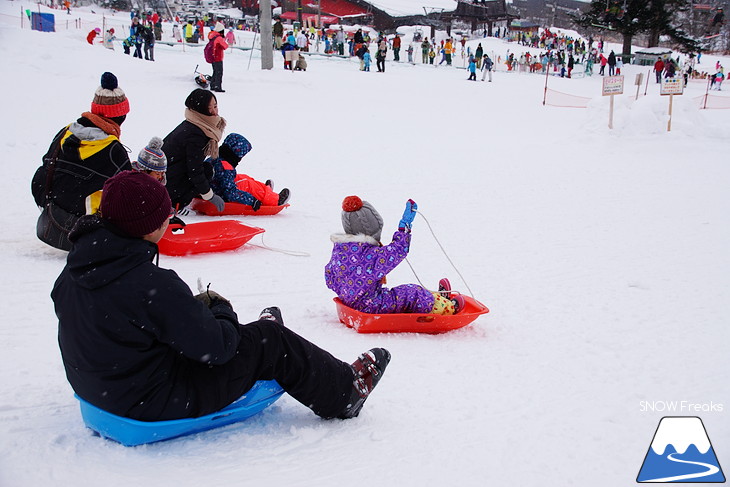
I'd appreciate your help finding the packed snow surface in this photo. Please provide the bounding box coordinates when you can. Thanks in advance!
[0,2,729,486]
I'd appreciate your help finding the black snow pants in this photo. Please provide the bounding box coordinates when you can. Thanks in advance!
[194,320,355,419]
[211,61,223,90]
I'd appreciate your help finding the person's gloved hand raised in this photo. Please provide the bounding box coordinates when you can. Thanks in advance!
[209,194,226,212]
[398,199,417,231]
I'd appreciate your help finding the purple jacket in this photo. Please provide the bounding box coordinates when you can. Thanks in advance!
[325,231,435,314]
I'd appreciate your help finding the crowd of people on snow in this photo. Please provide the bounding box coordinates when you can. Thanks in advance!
[81,8,724,89]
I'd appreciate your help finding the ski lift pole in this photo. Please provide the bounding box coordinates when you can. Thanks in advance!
[542,59,549,105]
[247,26,258,70]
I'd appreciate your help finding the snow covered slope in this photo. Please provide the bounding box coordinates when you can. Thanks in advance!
[0,3,728,487]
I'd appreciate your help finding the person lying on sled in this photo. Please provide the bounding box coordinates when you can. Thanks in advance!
[207,133,290,210]
[325,196,464,315]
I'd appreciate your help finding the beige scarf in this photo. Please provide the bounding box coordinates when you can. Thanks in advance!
[184,108,227,159]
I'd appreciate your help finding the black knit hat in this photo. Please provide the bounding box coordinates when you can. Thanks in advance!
[185,88,216,115]
[100,171,172,238]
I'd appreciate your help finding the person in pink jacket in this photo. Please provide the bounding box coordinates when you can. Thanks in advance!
[208,22,229,92]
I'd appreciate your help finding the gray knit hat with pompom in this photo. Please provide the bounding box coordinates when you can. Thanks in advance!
[341,195,384,242]
[132,136,167,172]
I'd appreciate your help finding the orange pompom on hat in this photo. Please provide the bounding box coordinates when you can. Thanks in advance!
[341,195,384,241]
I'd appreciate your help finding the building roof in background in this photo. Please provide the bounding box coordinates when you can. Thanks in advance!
[365,0,458,16]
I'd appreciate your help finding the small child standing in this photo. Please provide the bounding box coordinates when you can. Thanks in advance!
[467,55,477,80]
[363,49,371,71]
[103,28,116,50]
[325,196,464,315]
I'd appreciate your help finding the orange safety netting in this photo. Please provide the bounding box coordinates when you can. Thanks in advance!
[543,88,591,108]
[695,93,730,109]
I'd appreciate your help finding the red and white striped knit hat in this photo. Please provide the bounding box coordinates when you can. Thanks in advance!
[90,72,130,118]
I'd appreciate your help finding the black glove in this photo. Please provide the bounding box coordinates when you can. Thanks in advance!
[251,199,262,212]
[194,288,230,308]
[209,194,226,212]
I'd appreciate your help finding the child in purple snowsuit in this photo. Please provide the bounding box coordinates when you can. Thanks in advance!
[325,196,462,315]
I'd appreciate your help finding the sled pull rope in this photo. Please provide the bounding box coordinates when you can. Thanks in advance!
[405,211,475,298]
[248,232,310,257]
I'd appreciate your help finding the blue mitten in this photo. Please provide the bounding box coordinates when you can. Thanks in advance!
[398,199,417,231]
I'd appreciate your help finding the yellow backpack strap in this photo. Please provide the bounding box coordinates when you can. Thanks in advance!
[85,190,103,215]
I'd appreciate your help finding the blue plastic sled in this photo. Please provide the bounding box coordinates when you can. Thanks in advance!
[76,380,284,446]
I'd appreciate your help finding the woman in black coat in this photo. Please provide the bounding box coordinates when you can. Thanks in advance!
[162,89,226,212]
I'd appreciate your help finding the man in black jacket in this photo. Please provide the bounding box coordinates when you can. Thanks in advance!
[53,171,390,421]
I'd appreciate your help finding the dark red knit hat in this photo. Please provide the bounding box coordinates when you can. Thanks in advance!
[100,171,172,237]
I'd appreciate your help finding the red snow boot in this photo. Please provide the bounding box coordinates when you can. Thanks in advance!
[338,348,391,419]
[451,295,466,315]
[438,278,452,298]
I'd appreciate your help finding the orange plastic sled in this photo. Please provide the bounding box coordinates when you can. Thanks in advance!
[190,198,289,216]
[158,220,264,256]
[334,296,489,334]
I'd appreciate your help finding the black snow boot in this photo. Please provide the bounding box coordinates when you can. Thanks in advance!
[277,188,291,206]
[259,306,284,325]
[338,348,391,419]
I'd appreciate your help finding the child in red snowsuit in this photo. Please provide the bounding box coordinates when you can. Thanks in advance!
[208,133,290,208]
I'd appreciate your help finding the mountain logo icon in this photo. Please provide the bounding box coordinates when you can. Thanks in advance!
[637,416,725,483]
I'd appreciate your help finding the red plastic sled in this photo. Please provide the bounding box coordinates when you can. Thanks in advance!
[158,220,264,256]
[190,198,289,216]
[334,296,489,334]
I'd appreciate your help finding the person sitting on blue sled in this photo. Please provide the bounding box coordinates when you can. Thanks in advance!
[325,195,465,315]
[53,172,390,422]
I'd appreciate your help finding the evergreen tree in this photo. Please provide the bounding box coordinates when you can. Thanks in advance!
[574,0,700,57]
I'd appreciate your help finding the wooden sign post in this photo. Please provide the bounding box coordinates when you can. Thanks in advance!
[635,72,644,100]
[602,75,625,129]
[660,77,684,132]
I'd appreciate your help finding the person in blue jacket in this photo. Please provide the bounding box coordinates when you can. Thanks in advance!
[467,55,477,80]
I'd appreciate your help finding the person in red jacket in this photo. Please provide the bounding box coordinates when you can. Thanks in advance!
[208,22,229,92]
[392,33,401,61]
[86,27,100,45]
[654,57,665,83]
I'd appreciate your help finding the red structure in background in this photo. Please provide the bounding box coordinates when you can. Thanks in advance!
[279,12,340,23]
[276,0,370,23]
[305,0,368,17]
